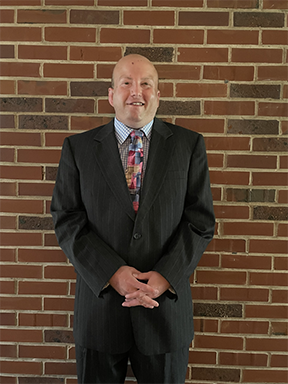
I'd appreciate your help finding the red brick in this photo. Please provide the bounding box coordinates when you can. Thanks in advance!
[250,239,287,254]
[0,280,15,294]
[258,66,288,81]
[18,80,67,96]
[206,238,246,253]
[0,296,42,312]
[197,270,246,285]
[189,350,216,364]
[0,165,42,180]
[0,216,16,230]
[158,83,173,97]
[19,345,66,359]
[70,46,121,62]
[259,102,288,117]
[179,11,229,26]
[262,30,288,46]
[71,116,111,130]
[214,205,249,219]
[18,149,61,164]
[18,248,65,263]
[263,0,288,9]
[153,0,203,6]
[208,0,258,7]
[179,48,228,63]
[193,319,218,334]
[271,322,288,336]
[210,171,249,186]
[0,132,41,146]
[0,115,15,128]
[0,45,14,58]
[194,335,243,350]
[227,154,277,169]
[19,183,54,197]
[44,63,93,79]
[0,27,41,42]
[250,272,288,286]
[44,265,76,280]
[253,172,287,186]
[207,29,258,44]
[100,28,150,44]
[44,133,74,147]
[0,344,17,358]
[19,281,67,295]
[220,352,268,366]
[204,100,254,116]
[46,0,93,3]
[45,27,95,42]
[156,64,201,80]
[18,45,67,60]
[0,62,40,77]
[272,290,288,303]
[176,118,224,134]
[279,190,288,203]
[0,80,15,94]
[246,338,288,352]
[0,10,14,23]
[0,361,42,375]
[207,154,224,168]
[0,199,42,214]
[0,0,41,4]
[0,182,16,196]
[271,354,288,368]
[0,233,42,246]
[0,264,42,279]
[278,224,288,238]
[232,48,282,63]
[203,65,254,81]
[19,313,67,327]
[18,9,66,24]
[0,249,15,262]
[243,368,287,384]
[191,286,217,300]
[98,99,114,114]
[221,320,269,334]
[124,11,174,25]
[204,137,250,150]
[154,29,203,44]
[223,222,273,236]
[220,287,269,304]
[198,253,220,267]
[45,362,77,376]
[99,0,147,4]
[0,148,14,162]
[44,297,74,311]
[176,83,227,98]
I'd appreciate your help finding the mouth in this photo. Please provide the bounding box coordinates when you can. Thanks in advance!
[128,102,145,106]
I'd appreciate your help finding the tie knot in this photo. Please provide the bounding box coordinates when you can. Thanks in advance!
[130,130,143,139]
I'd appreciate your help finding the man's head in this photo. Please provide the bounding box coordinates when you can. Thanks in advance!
[108,54,160,129]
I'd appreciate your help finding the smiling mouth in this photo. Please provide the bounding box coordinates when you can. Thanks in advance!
[129,102,145,106]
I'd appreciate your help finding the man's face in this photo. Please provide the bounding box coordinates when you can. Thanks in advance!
[108,55,160,129]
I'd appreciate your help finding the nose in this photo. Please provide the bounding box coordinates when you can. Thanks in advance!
[130,82,141,97]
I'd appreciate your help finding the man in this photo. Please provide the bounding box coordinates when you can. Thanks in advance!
[51,54,215,384]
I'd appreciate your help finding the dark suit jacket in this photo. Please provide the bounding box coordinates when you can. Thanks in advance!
[50,118,215,356]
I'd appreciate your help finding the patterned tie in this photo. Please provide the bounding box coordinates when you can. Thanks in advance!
[125,130,143,212]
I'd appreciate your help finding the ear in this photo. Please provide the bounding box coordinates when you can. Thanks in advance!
[157,89,160,107]
[108,87,114,107]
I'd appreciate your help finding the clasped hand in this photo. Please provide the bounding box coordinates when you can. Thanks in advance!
[109,266,170,309]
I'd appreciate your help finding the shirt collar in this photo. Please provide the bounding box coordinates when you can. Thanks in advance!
[114,117,154,145]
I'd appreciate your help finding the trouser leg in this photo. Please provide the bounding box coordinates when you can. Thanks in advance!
[75,344,129,384]
[129,345,189,384]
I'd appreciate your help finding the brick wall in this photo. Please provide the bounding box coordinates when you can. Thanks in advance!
[0,0,287,383]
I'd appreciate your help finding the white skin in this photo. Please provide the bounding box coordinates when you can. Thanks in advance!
[108,55,170,309]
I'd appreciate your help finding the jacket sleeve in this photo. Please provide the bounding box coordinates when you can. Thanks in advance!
[50,137,127,297]
[152,134,215,296]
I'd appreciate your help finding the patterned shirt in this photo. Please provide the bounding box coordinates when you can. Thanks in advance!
[114,117,153,177]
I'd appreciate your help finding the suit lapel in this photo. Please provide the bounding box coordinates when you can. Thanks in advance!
[92,120,136,221]
[137,118,175,222]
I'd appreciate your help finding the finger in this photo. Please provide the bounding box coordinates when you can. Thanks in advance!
[132,279,158,295]
[122,298,157,309]
[133,272,151,281]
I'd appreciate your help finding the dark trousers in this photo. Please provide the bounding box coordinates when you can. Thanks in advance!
[75,343,189,384]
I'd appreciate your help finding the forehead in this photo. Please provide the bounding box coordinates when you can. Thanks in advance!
[114,58,158,82]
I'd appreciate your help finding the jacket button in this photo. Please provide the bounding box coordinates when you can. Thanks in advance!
[133,233,142,240]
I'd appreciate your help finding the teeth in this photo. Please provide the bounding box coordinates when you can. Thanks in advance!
[131,102,144,105]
